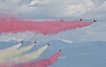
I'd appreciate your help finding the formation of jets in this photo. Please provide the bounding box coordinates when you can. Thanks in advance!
[60,18,97,22]
[79,18,96,22]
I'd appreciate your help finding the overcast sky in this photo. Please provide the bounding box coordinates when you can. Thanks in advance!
[0,0,106,42]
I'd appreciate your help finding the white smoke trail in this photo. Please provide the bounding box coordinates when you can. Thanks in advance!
[0,43,22,53]
[0,43,22,62]
[0,45,49,67]
[0,44,34,62]
[14,45,48,64]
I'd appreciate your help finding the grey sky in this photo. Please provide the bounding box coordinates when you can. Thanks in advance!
[0,0,106,42]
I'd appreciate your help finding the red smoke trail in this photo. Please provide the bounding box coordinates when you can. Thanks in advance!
[0,17,94,35]
[15,50,61,67]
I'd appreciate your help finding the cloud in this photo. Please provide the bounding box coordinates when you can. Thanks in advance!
[0,0,106,42]
[0,0,105,18]
[55,38,73,43]
[0,32,35,42]
[59,56,66,59]
[81,30,106,41]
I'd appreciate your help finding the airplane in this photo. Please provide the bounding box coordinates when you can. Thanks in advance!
[80,18,84,21]
[21,40,24,44]
[34,41,37,43]
[94,19,97,22]
[79,18,97,22]
[60,18,84,22]
[60,19,64,22]
[59,49,62,52]
[47,43,50,46]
